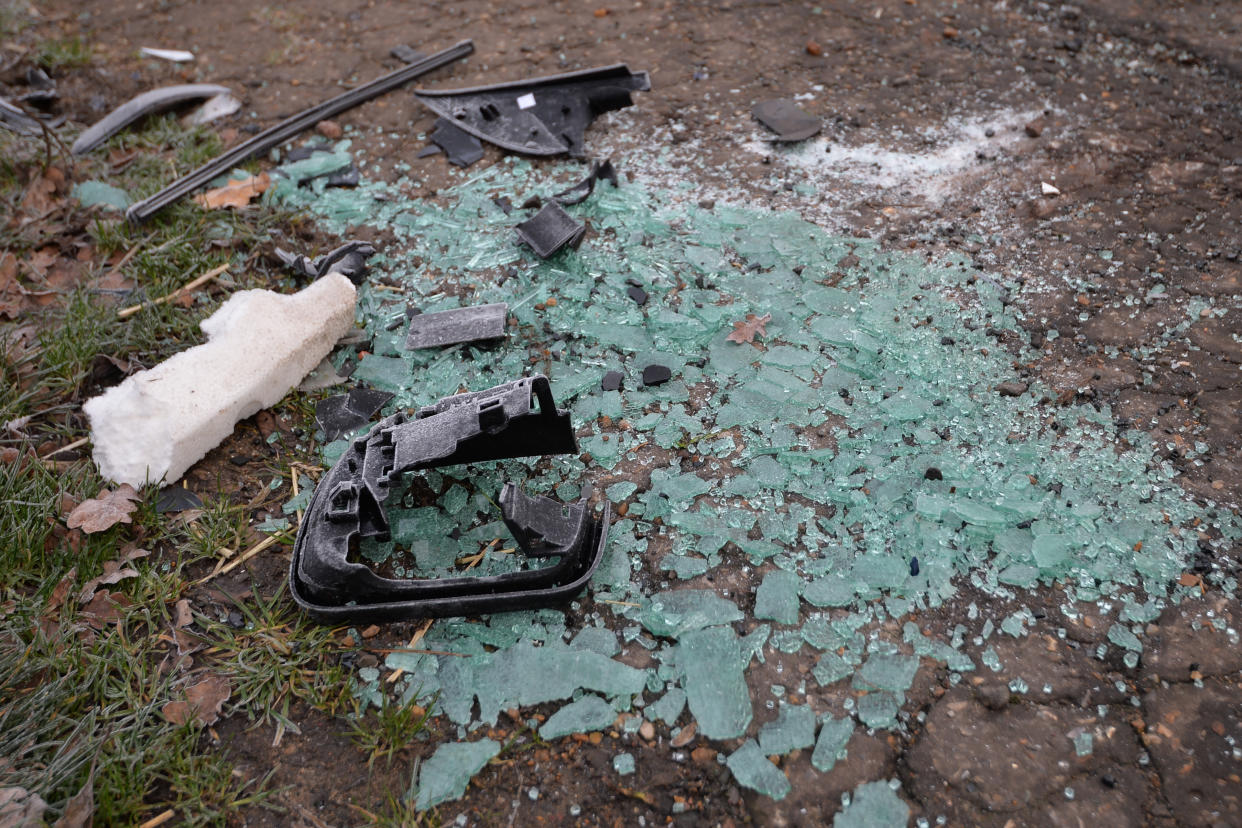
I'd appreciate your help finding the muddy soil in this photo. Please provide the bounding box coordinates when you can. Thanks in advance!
[32,0,1242,825]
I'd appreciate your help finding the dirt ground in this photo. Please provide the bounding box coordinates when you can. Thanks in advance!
[24,0,1242,824]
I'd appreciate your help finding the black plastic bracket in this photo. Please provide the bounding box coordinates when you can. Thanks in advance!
[289,375,610,622]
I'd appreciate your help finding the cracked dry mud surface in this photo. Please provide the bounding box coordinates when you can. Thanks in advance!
[42,0,1242,824]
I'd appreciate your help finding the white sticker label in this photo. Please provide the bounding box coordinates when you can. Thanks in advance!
[516,93,536,110]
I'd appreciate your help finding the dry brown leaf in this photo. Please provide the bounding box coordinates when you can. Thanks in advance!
[79,590,131,629]
[172,598,193,628]
[78,546,150,603]
[163,674,231,727]
[0,785,48,827]
[51,775,93,828]
[66,484,140,533]
[194,173,270,210]
[726,312,772,345]
[47,567,76,614]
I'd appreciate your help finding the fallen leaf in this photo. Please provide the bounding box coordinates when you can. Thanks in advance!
[172,598,193,628]
[80,590,131,628]
[66,484,140,533]
[51,775,93,828]
[726,312,772,345]
[0,447,19,465]
[78,546,150,603]
[47,568,77,614]
[194,173,270,210]
[163,674,230,727]
[0,785,48,827]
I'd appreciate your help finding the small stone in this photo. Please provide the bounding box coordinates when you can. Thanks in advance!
[316,120,343,139]
[1024,117,1045,138]
[601,370,623,391]
[639,720,655,741]
[943,26,959,38]
[626,285,649,305]
[923,467,943,480]
[641,364,672,387]
[995,381,1029,396]
[805,41,822,56]
[594,7,609,16]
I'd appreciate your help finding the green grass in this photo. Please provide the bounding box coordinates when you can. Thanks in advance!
[33,36,91,72]
[348,692,439,769]
[0,101,348,824]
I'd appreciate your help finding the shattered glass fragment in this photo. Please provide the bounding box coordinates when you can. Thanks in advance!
[726,740,791,800]
[414,739,501,810]
[757,702,816,756]
[539,695,616,739]
[812,715,855,772]
[833,780,909,828]
[678,626,753,739]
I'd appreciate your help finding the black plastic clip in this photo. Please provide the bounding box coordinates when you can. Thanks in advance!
[289,375,610,623]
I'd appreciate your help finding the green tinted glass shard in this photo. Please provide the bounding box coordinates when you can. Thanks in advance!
[833,780,909,828]
[647,688,687,725]
[639,590,743,639]
[414,739,501,810]
[754,570,802,624]
[726,740,791,801]
[758,702,816,756]
[856,691,900,729]
[678,627,752,739]
[853,653,920,693]
[812,715,855,772]
[539,695,616,739]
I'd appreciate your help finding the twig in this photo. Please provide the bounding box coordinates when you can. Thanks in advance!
[386,619,434,683]
[117,263,229,319]
[138,810,176,828]
[194,534,280,585]
[41,436,88,458]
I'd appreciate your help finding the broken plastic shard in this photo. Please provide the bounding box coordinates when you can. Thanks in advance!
[833,780,910,828]
[428,118,485,167]
[414,739,501,810]
[514,201,585,258]
[638,590,742,639]
[757,702,816,756]
[812,715,855,772]
[155,486,203,513]
[752,99,821,142]
[754,570,801,624]
[71,83,230,154]
[678,626,752,739]
[539,695,615,739]
[314,387,394,442]
[554,159,618,206]
[726,740,791,800]
[405,303,508,350]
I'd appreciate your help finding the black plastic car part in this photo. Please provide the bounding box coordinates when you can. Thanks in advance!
[413,64,650,156]
[125,40,473,224]
[289,375,611,622]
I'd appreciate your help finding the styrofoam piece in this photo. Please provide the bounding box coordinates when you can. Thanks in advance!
[85,273,357,487]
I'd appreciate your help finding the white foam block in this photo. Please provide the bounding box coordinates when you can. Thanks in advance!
[85,273,357,487]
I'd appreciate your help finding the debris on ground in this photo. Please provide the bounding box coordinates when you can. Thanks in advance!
[139,46,194,62]
[194,172,269,210]
[425,117,484,167]
[84,273,358,487]
[314,387,394,442]
[181,92,242,127]
[71,180,131,210]
[404,302,508,349]
[126,40,473,222]
[65,484,141,533]
[71,84,231,155]
[514,200,585,258]
[274,240,375,284]
[752,99,821,142]
[726,312,772,345]
[290,376,610,622]
[414,64,650,156]
[553,158,618,206]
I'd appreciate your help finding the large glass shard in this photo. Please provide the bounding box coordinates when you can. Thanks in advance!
[754,570,802,624]
[812,715,855,772]
[758,702,816,756]
[638,590,743,639]
[726,740,791,800]
[833,780,910,828]
[678,627,753,739]
[415,739,501,810]
[539,695,616,739]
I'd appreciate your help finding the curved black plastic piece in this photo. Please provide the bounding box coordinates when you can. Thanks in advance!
[289,375,610,623]
[413,64,650,156]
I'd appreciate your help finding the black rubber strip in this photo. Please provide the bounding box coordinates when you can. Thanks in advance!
[125,39,473,224]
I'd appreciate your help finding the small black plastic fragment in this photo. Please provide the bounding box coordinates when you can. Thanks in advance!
[275,240,376,284]
[156,486,203,513]
[18,69,57,105]
[601,371,624,392]
[752,99,821,142]
[390,44,427,64]
[427,117,484,167]
[416,144,441,158]
[641,364,672,386]
[924,467,943,481]
[552,158,618,206]
[414,64,650,156]
[406,302,508,350]
[326,166,360,187]
[626,285,648,305]
[0,98,43,135]
[316,387,396,442]
[492,195,513,214]
[909,557,920,577]
[514,201,585,259]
